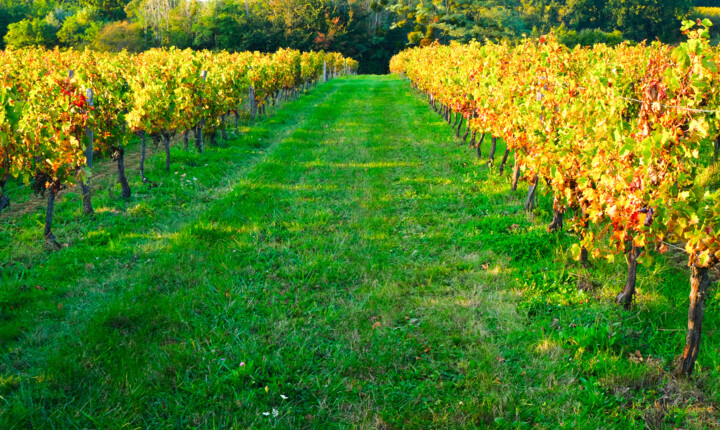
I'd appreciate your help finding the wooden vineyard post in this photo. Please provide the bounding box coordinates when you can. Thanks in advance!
[85,89,94,168]
[249,83,256,122]
[0,158,8,213]
[69,69,93,215]
[198,70,207,153]
[523,83,544,211]
[81,87,94,215]
[221,114,228,140]
[323,61,327,82]
[139,130,154,185]
[247,65,257,122]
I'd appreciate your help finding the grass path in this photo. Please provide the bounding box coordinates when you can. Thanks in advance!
[1,76,719,428]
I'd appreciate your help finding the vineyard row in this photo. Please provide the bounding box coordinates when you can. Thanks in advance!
[390,20,720,377]
[0,47,358,244]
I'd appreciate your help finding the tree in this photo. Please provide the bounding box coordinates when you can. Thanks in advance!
[4,17,58,48]
[91,20,146,51]
[564,0,611,30]
[78,0,131,20]
[0,1,32,49]
[608,0,693,42]
[57,9,102,47]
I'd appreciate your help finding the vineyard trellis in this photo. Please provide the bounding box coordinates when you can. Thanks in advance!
[0,48,358,247]
[390,20,720,377]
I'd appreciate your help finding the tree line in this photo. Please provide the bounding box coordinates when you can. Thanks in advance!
[0,0,713,72]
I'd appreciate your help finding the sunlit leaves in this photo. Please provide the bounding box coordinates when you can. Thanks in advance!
[0,47,357,198]
[391,21,720,271]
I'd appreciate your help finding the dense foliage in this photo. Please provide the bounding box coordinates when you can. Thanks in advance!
[0,46,357,243]
[0,0,709,73]
[0,0,406,73]
[390,21,720,377]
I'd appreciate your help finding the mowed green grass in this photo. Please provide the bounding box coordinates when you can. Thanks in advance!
[1,75,719,428]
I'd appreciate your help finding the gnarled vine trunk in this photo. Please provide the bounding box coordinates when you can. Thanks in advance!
[499,149,510,174]
[194,125,203,153]
[462,122,470,142]
[547,197,564,232]
[0,192,8,213]
[547,209,564,232]
[580,246,589,268]
[487,137,497,168]
[511,157,521,191]
[475,133,485,158]
[75,167,94,215]
[0,161,9,213]
[113,146,131,199]
[524,174,539,211]
[616,243,641,309]
[675,265,712,377]
[44,181,61,249]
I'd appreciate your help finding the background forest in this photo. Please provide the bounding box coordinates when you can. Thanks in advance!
[0,0,717,73]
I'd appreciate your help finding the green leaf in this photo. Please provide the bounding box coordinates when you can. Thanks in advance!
[637,252,655,268]
[570,243,581,261]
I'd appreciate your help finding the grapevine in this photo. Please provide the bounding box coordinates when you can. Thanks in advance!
[0,47,358,245]
[391,20,720,376]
